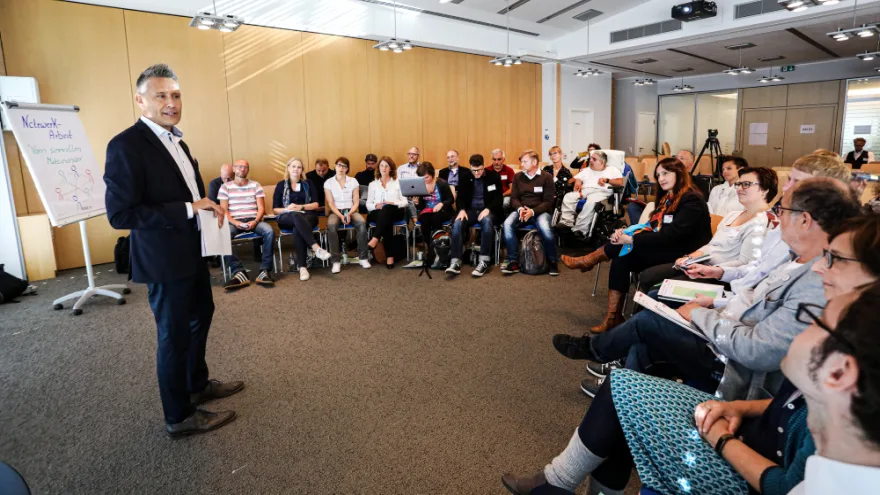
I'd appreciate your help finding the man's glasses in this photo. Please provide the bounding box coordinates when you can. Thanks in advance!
[776,206,804,215]
[822,248,860,269]
[796,303,856,352]
[336,163,349,169]
[408,153,419,156]
[734,181,758,190]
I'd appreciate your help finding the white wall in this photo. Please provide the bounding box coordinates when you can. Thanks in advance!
[541,63,557,159]
[614,79,658,156]
[557,64,612,161]
[0,134,25,280]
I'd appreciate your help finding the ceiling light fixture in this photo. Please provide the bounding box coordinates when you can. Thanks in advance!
[672,77,693,92]
[722,47,753,75]
[373,1,413,54]
[189,0,243,33]
[826,0,880,41]
[778,0,837,12]
[757,67,785,83]
[490,0,523,67]
[572,18,602,78]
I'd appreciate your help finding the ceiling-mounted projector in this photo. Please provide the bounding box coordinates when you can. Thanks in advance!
[671,1,717,21]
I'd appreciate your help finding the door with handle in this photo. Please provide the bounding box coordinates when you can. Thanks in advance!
[741,109,787,168]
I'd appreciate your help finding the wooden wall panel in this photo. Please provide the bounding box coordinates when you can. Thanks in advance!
[420,49,468,168]
[124,10,232,172]
[787,81,840,107]
[366,47,424,169]
[224,25,308,187]
[507,63,539,159]
[465,54,510,164]
[0,0,134,269]
[302,34,371,172]
[742,85,788,109]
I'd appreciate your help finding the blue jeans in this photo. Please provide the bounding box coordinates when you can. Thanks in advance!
[627,202,645,225]
[590,309,720,393]
[225,221,275,273]
[502,211,557,263]
[450,210,496,261]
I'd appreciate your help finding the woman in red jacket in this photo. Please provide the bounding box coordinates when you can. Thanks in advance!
[562,157,712,332]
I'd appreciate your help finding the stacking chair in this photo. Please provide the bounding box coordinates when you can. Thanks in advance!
[275,224,326,271]
[220,231,277,282]
[368,220,411,260]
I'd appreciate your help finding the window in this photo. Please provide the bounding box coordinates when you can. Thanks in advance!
[658,91,738,156]
[841,78,880,158]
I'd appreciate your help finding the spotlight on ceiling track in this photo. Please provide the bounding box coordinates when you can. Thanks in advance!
[189,12,243,32]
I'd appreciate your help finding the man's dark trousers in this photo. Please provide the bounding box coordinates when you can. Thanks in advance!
[147,260,213,424]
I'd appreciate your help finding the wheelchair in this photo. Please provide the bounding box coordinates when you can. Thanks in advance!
[556,170,633,250]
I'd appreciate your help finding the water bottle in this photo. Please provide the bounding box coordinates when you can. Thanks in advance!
[342,252,348,265]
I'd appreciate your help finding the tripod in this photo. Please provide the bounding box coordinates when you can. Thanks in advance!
[692,134,724,181]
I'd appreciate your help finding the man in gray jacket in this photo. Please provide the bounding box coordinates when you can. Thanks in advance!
[553,178,862,400]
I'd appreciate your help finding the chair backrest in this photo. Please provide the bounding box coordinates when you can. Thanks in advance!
[696,155,713,175]
[770,169,789,207]
[710,213,724,234]
[862,162,880,174]
[593,149,626,173]
[662,142,671,156]
[637,202,655,224]
[262,183,276,206]
[641,158,658,181]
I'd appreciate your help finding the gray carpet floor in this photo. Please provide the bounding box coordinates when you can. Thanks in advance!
[0,253,640,494]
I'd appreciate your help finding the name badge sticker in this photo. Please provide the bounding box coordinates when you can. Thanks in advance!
[534,186,543,193]
[294,183,301,192]
[487,184,497,192]
[500,175,508,180]
[663,215,673,224]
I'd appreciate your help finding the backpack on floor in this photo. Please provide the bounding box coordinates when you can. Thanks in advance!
[114,236,130,274]
[520,231,548,275]
[431,229,452,266]
[0,264,28,304]
[388,234,408,261]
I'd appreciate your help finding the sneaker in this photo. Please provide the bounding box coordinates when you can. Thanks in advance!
[299,267,310,281]
[500,261,520,274]
[255,269,275,286]
[586,360,622,378]
[314,247,331,261]
[472,260,489,277]
[446,260,462,275]
[359,259,371,269]
[551,333,595,360]
[331,262,341,274]
[548,261,560,276]
[224,271,250,290]
[580,376,605,398]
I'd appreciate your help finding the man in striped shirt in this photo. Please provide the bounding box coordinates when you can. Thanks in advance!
[218,159,275,288]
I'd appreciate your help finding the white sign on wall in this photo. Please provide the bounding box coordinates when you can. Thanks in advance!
[800,124,816,134]
[748,122,768,146]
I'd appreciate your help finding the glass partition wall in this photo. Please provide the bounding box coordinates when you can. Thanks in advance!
[658,91,738,157]
[841,77,880,158]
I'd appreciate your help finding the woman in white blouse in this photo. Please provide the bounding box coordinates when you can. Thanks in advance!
[637,166,778,293]
[324,156,370,273]
[366,156,407,268]
[708,157,749,216]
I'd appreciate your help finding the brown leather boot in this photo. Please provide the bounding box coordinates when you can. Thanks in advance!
[561,248,610,272]
[501,471,549,494]
[590,290,625,334]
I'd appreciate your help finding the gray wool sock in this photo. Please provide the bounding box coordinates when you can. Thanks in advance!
[587,477,626,495]
[543,428,606,492]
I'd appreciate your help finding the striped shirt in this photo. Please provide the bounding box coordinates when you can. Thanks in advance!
[218,180,265,219]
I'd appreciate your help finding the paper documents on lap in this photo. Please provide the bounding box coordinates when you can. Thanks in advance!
[658,279,726,303]
[198,210,232,256]
[633,291,709,341]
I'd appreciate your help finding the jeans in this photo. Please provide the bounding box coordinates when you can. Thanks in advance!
[327,212,368,262]
[627,202,646,225]
[277,212,319,268]
[503,211,557,263]
[590,309,721,393]
[450,210,496,262]
[226,220,275,273]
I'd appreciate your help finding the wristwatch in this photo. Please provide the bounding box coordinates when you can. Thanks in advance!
[715,433,735,455]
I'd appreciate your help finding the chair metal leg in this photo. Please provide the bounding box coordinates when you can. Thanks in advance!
[630,274,641,316]
[592,262,601,296]
[221,256,228,282]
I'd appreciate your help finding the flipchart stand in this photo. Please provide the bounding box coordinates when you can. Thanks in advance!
[1,101,129,315]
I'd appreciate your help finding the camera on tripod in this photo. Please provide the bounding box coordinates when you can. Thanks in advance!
[707,129,718,139]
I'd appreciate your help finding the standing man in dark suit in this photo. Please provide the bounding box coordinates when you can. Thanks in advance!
[104,64,243,437]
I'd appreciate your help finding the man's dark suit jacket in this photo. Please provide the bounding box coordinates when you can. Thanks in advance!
[104,119,206,284]
[438,166,474,211]
[455,170,504,220]
[207,176,223,204]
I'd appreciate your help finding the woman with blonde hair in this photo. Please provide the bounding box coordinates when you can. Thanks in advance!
[273,157,330,281]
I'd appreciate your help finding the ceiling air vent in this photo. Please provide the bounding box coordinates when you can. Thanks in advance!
[758,55,786,61]
[610,20,681,44]
[670,67,694,72]
[632,58,658,64]
[735,0,785,19]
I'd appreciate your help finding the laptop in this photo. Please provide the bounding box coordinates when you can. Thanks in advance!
[399,177,429,197]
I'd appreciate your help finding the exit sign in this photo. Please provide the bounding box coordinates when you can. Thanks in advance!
[781,65,796,72]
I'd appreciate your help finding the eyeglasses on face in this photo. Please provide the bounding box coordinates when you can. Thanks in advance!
[822,248,860,269]
[336,163,349,168]
[408,152,419,156]
[734,181,758,190]
[795,303,856,352]
[776,206,804,215]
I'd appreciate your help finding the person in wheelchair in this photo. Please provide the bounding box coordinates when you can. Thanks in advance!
[557,151,624,240]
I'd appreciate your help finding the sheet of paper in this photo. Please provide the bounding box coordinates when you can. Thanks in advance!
[749,122,768,134]
[748,133,767,146]
[658,279,726,302]
[633,292,708,340]
[198,209,232,256]
[799,124,815,134]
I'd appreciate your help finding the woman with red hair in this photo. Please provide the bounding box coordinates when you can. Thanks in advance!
[561,157,712,332]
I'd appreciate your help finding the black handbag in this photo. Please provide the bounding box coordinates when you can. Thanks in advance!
[0,264,28,304]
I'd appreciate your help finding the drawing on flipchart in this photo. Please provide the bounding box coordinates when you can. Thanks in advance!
[54,164,95,211]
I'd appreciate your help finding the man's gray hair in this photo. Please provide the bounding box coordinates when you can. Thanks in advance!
[492,149,505,158]
[136,63,178,94]
[594,151,607,163]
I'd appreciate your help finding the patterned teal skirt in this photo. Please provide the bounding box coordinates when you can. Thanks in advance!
[609,369,750,495]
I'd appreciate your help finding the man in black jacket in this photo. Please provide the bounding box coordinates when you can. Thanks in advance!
[104,64,242,437]
[446,155,503,277]
[438,149,474,200]
[207,163,232,204]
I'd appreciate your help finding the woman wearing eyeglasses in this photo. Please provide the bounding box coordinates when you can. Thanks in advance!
[637,167,779,294]
[811,214,880,299]
[707,157,749,216]
[325,157,370,273]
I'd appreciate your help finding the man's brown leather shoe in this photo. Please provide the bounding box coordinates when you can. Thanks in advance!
[166,409,236,438]
[190,379,244,405]
[501,471,548,494]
